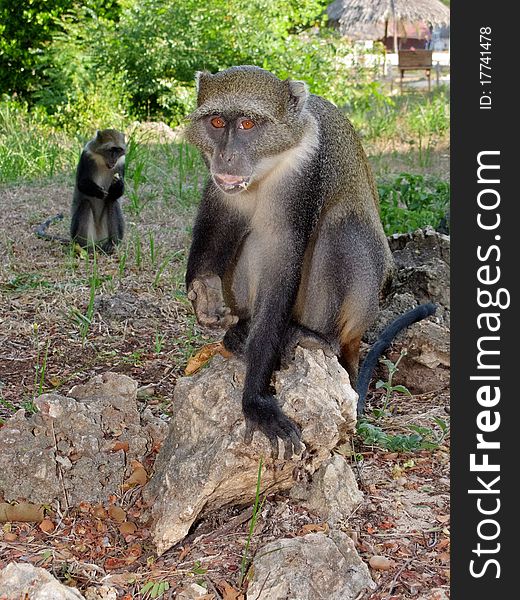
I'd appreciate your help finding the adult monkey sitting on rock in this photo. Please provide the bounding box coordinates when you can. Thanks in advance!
[185,66,435,458]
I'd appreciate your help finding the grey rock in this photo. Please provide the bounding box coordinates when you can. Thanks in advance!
[365,228,450,393]
[144,348,358,555]
[246,531,375,600]
[290,454,363,526]
[0,563,85,600]
[0,372,168,507]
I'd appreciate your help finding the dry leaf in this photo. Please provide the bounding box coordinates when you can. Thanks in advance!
[0,502,45,523]
[178,545,190,561]
[93,504,107,519]
[39,519,55,533]
[104,557,128,571]
[111,441,129,453]
[3,532,17,542]
[300,523,329,535]
[436,538,450,550]
[436,514,450,524]
[123,461,147,489]
[108,505,126,523]
[184,342,225,376]
[219,580,244,600]
[369,555,393,571]
[119,521,137,535]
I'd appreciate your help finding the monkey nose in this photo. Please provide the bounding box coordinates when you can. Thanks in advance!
[214,174,250,190]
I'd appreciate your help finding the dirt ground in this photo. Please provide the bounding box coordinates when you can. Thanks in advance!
[0,147,450,599]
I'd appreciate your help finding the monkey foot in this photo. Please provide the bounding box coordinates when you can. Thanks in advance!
[243,393,302,460]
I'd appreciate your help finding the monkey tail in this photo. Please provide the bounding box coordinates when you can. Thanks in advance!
[35,213,69,244]
[356,302,437,415]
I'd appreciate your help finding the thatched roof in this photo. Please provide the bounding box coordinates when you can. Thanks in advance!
[327,0,450,36]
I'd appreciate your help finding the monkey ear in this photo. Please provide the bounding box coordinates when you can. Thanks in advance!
[287,79,309,113]
[195,71,212,94]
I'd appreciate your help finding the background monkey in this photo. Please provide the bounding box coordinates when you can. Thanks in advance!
[185,66,433,458]
[37,129,126,253]
[71,129,126,253]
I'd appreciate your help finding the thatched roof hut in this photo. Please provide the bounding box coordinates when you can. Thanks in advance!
[327,0,450,50]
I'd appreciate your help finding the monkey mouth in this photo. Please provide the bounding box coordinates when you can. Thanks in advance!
[213,173,251,194]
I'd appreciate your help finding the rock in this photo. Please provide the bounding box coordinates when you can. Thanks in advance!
[369,555,393,571]
[95,291,162,332]
[176,582,211,599]
[290,454,363,526]
[84,586,118,600]
[0,373,168,507]
[246,531,375,600]
[127,121,184,144]
[144,348,358,555]
[0,563,85,599]
[365,228,450,393]
[418,589,450,600]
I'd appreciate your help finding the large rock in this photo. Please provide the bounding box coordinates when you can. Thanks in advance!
[365,228,450,393]
[0,563,85,599]
[246,531,375,600]
[290,454,363,526]
[144,348,358,555]
[0,373,168,507]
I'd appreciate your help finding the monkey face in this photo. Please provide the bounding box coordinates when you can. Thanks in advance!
[103,145,126,170]
[186,67,312,196]
[203,114,263,194]
[94,129,126,169]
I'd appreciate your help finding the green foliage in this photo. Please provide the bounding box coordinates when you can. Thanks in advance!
[240,458,265,586]
[39,0,369,122]
[372,351,411,418]
[139,580,170,599]
[0,1,122,97]
[347,81,398,139]
[0,97,77,183]
[357,418,449,452]
[378,173,450,235]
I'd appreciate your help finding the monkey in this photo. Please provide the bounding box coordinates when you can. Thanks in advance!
[184,66,435,458]
[70,128,126,253]
[35,212,68,244]
[355,302,437,415]
[35,129,126,253]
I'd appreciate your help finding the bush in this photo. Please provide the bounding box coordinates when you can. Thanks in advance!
[0,97,77,184]
[378,173,450,235]
[40,0,380,123]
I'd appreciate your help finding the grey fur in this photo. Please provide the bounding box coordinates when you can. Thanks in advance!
[185,66,394,455]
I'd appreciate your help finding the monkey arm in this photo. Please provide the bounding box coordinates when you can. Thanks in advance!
[241,238,309,459]
[186,184,247,328]
[76,153,106,199]
[106,173,124,201]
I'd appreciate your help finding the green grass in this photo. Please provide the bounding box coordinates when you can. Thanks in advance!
[0,97,78,184]
[378,172,450,235]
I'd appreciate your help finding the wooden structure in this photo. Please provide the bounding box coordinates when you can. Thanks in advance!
[398,49,433,91]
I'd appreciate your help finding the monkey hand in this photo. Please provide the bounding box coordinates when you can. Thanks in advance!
[187,275,238,328]
[243,393,302,460]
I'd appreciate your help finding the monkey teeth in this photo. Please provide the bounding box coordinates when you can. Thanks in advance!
[214,174,250,193]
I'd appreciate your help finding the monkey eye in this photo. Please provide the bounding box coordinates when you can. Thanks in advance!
[210,116,226,129]
[239,119,255,130]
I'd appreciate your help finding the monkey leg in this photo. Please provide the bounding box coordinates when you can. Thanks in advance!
[223,318,251,356]
[105,201,124,251]
[280,322,338,368]
[339,335,362,388]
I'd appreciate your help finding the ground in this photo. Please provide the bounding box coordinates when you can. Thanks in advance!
[0,134,450,598]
